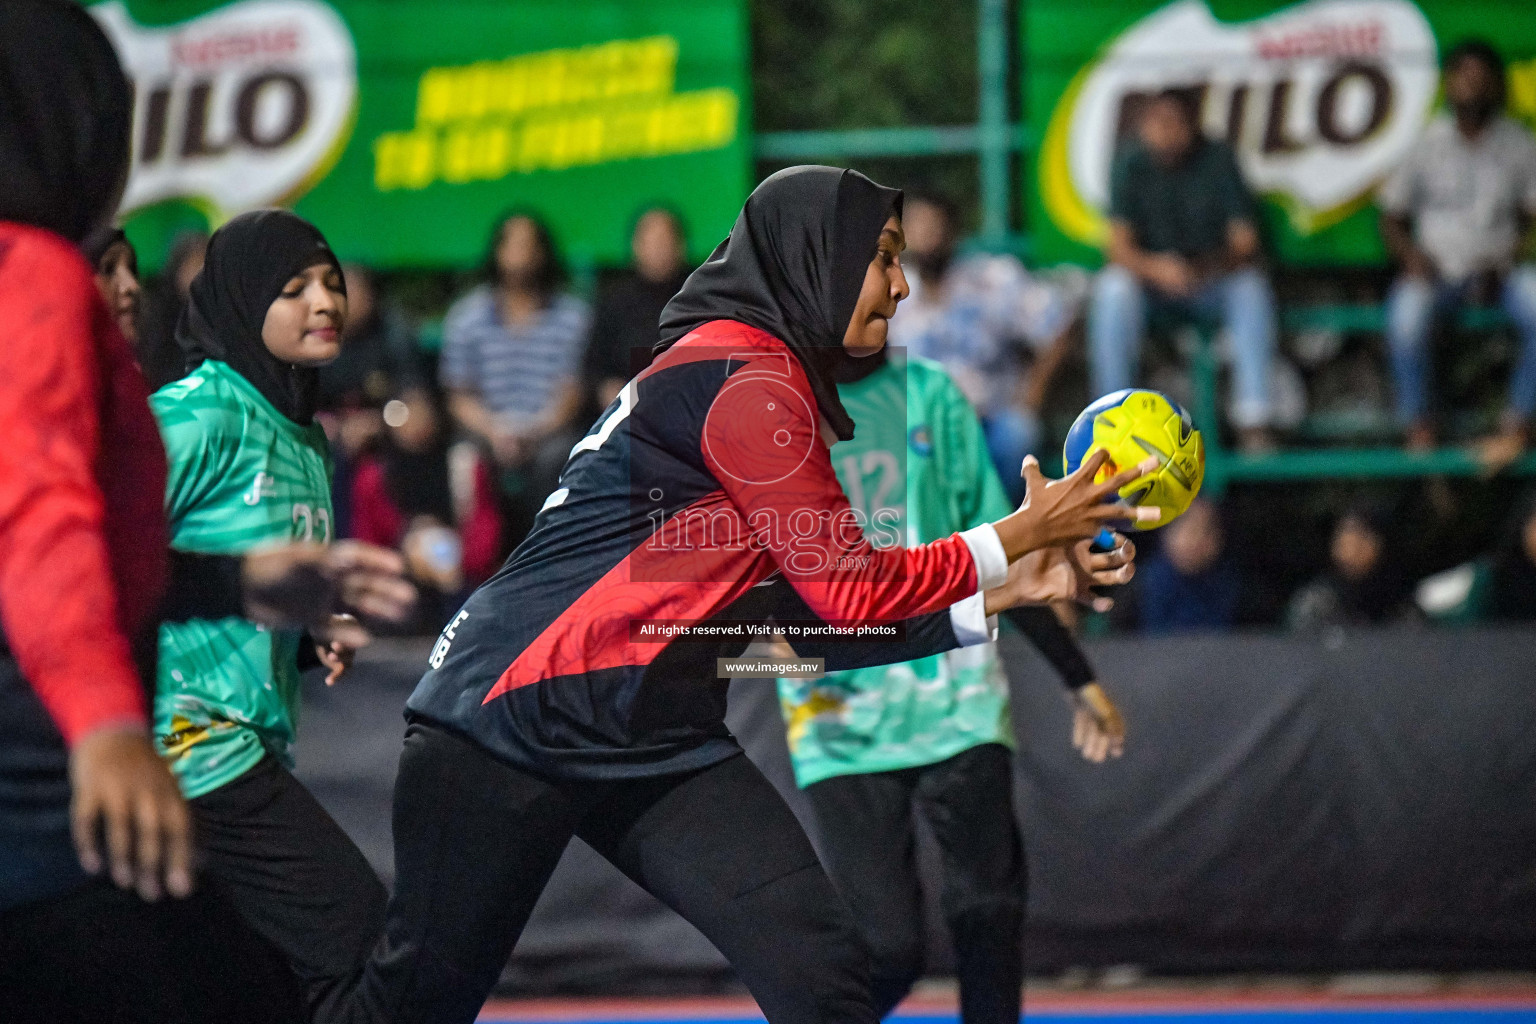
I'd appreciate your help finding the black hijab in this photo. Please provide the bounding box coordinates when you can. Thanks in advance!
[1329,503,1405,624]
[656,166,902,442]
[0,0,132,243]
[177,210,343,425]
[83,226,132,271]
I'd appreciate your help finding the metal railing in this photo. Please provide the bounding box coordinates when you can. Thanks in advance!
[750,2,1536,489]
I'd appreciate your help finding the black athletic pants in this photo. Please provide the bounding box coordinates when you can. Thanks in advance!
[346,722,874,1024]
[192,754,388,1024]
[0,877,303,1024]
[804,743,1025,1024]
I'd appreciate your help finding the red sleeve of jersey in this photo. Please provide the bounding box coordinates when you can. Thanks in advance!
[700,348,979,623]
[0,229,149,744]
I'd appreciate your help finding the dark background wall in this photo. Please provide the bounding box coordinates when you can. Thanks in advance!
[293,627,1536,993]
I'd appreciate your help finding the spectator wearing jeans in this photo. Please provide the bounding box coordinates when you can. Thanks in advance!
[441,211,590,544]
[887,192,1085,501]
[1089,90,1278,451]
[1377,39,1536,467]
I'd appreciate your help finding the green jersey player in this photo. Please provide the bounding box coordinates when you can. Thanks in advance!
[150,210,386,1024]
[777,350,1126,1024]
[154,360,336,796]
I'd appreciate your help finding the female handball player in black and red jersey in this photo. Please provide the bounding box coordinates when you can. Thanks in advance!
[347,166,1156,1024]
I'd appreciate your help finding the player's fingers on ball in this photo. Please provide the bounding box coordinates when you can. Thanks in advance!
[1086,501,1134,523]
[1019,454,1045,489]
[1091,502,1159,525]
[1090,595,1114,613]
[1075,448,1111,481]
[1094,551,1134,577]
[1088,543,1132,570]
[1091,455,1155,498]
[1089,567,1131,589]
[133,793,163,902]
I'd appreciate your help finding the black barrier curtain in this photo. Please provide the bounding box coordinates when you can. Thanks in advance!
[294,628,1536,992]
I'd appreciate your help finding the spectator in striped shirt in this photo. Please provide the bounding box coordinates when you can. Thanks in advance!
[440,212,591,544]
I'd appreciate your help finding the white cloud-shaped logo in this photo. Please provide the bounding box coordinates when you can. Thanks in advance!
[93,0,357,220]
[1044,0,1439,240]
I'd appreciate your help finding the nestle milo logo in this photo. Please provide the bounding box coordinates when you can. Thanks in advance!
[92,0,357,220]
[1040,0,1439,242]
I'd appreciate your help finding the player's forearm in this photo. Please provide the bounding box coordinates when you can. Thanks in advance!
[0,493,149,744]
[991,507,1048,563]
[1003,604,1094,689]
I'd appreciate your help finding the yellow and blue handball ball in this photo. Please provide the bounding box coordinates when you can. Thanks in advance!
[1063,388,1205,532]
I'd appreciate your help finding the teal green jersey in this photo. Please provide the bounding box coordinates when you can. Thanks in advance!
[777,355,1017,788]
[149,360,334,798]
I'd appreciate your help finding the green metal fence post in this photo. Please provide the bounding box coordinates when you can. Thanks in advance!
[977,0,1010,243]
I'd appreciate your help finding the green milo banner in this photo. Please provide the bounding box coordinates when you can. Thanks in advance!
[89,0,749,269]
[1024,0,1536,266]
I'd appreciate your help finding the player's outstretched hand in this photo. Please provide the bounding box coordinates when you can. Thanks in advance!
[243,541,417,631]
[993,452,1159,561]
[1071,681,1125,763]
[69,725,194,903]
[983,534,1135,614]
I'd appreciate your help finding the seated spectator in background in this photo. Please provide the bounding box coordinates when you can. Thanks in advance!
[316,264,425,536]
[1482,492,1536,621]
[1288,506,1414,631]
[1377,39,1536,466]
[83,226,141,346]
[350,385,502,630]
[585,206,690,412]
[888,191,1085,500]
[1089,90,1278,451]
[140,229,206,389]
[1138,498,1239,633]
[441,211,590,543]
[319,263,425,412]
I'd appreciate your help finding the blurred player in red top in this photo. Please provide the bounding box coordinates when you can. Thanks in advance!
[0,6,414,1021]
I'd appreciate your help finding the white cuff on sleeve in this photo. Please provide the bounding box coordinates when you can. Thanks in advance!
[948,591,999,646]
[959,523,1009,593]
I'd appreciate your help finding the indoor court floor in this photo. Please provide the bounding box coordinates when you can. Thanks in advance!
[479,980,1536,1024]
